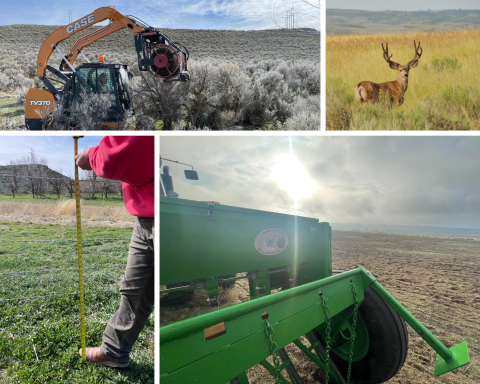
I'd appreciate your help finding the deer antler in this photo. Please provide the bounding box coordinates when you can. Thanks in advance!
[382,43,401,68]
[406,40,422,68]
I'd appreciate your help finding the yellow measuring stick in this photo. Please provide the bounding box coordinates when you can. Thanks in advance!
[74,136,86,362]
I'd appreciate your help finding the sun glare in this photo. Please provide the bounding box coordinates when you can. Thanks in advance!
[272,154,315,199]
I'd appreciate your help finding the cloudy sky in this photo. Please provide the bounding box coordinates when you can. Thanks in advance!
[0,0,320,30]
[0,136,103,177]
[161,136,480,229]
[328,0,479,11]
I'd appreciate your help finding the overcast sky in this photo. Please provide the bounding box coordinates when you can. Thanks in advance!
[0,0,320,30]
[0,136,103,177]
[161,136,480,229]
[328,0,479,11]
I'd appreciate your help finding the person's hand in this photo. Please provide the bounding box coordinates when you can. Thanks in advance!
[75,147,93,170]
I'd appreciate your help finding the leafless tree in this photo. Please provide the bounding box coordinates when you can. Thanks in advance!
[63,174,75,198]
[14,149,48,198]
[47,167,65,198]
[7,160,19,198]
[101,180,114,199]
[116,181,123,199]
[82,170,98,199]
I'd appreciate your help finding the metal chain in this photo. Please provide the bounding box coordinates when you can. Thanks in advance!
[347,280,359,384]
[320,294,331,384]
[264,318,283,383]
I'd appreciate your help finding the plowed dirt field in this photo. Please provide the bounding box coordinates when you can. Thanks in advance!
[332,231,479,384]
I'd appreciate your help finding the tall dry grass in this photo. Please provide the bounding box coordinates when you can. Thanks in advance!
[327,28,480,130]
[0,199,132,223]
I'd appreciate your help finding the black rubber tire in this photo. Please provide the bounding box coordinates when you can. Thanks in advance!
[329,287,408,384]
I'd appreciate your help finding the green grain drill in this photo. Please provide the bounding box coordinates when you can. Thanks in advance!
[160,163,469,384]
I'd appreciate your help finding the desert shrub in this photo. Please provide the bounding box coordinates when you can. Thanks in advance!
[132,112,155,130]
[1,117,26,130]
[131,73,183,130]
[247,70,295,125]
[0,70,33,92]
[292,61,321,95]
[14,86,29,106]
[209,62,254,128]
[280,95,320,130]
[44,93,112,130]
[132,59,320,129]
[179,62,220,128]
[22,54,38,78]
[0,72,12,92]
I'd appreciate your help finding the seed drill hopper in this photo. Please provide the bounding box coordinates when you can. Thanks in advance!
[160,166,470,384]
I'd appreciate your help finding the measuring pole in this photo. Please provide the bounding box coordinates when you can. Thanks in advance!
[74,136,86,362]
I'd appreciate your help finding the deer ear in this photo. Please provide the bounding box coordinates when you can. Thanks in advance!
[409,60,419,69]
[389,62,401,70]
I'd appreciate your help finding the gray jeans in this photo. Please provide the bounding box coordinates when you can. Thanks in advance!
[101,217,154,364]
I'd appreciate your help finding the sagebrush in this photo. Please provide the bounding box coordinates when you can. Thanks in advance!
[0,25,320,130]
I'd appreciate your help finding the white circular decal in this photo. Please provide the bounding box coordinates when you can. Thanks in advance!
[255,228,289,255]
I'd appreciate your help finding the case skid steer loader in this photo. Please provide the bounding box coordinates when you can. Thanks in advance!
[25,6,189,130]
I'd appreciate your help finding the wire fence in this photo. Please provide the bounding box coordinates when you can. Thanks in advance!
[0,172,123,200]
[0,238,130,243]
[0,237,130,302]
[0,174,122,183]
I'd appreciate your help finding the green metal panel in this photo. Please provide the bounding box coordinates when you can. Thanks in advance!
[160,270,365,384]
[160,196,332,285]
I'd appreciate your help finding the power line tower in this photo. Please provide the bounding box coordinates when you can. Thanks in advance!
[284,8,295,29]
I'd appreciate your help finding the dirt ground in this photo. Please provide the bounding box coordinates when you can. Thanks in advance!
[160,231,480,384]
[332,231,479,384]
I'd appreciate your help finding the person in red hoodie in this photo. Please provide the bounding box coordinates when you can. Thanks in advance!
[75,136,154,369]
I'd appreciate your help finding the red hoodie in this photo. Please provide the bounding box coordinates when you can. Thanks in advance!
[88,136,154,217]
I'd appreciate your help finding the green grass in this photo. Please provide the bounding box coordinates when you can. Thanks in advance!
[0,221,153,383]
[0,193,124,207]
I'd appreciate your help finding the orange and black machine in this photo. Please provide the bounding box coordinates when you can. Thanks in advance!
[25,6,189,130]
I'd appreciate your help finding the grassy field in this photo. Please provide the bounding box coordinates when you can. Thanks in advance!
[0,196,133,227]
[0,220,153,383]
[327,28,480,130]
[0,193,124,206]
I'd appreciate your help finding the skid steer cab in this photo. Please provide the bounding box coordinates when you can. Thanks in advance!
[26,61,134,130]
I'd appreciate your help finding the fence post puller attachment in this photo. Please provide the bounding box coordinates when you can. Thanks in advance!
[73,136,86,362]
[159,176,470,383]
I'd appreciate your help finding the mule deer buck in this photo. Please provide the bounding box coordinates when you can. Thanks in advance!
[355,40,422,106]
